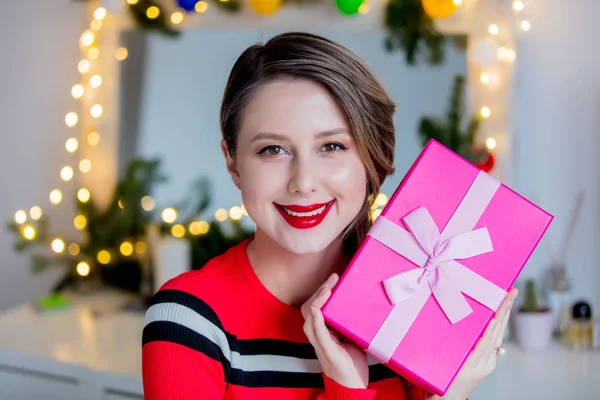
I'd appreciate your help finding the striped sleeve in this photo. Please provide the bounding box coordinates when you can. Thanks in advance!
[142,289,230,400]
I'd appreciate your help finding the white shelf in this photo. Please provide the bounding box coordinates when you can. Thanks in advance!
[1,289,598,399]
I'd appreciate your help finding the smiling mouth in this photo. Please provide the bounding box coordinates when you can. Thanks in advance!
[273,200,335,229]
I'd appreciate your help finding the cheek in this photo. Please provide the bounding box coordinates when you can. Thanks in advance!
[237,158,287,204]
[323,155,367,199]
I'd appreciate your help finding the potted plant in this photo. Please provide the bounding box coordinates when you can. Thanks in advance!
[513,279,555,350]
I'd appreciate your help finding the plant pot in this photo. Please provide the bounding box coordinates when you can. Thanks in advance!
[513,310,555,350]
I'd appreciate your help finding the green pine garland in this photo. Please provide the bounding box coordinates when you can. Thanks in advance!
[418,75,490,164]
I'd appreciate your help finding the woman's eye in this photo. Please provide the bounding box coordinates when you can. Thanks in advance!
[321,143,347,153]
[259,145,284,156]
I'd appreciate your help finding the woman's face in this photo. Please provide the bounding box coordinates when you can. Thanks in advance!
[222,79,368,254]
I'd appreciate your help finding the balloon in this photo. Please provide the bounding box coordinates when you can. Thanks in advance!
[468,37,500,68]
[177,0,199,13]
[249,0,282,15]
[336,0,363,16]
[421,0,458,19]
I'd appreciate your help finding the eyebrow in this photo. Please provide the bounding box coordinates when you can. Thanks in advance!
[251,128,350,142]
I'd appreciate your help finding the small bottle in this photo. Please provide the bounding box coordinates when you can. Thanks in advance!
[563,301,594,350]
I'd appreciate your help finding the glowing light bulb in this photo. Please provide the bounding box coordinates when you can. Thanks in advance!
[71,84,84,99]
[197,220,210,234]
[116,47,128,61]
[74,215,87,230]
[66,138,78,153]
[120,241,134,256]
[15,210,27,224]
[127,0,139,4]
[23,226,36,240]
[79,159,92,173]
[90,104,103,118]
[189,222,200,235]
[146,6,160,19]
[87,132,100,146]
[453,0,463,5]
[161,207,177,223]
[80,30,95,47]
[171,224,186,238]
[78,59,91,73]
[94,7,107,20]
[521,20,531,31]
[135,241,146,254]
[87,47,100,60]
[195,1,208,12]
[480,72,491,85]
[480,107,491,118]
[513,1,524,11]
[488,24,499,35]
[90,75,102,88]
[229,206,243,220]
[52,238,65,253]
[77,188,90,203]
[358,3,370,14]
[30,206,42,220]
[171,12,184,24]
[486,137,497,150]
[371,209,382,221]
[65,112,78,127]
[118,199,124,209]
[50,189,62,205]
[68,243,80,256]
[91,19,103,31]
[141,196,155,211]
[61,166,74,181]
[375,193,388,207]
[97,250,111,265]
[215,208,228,222]
[77,261,90,276]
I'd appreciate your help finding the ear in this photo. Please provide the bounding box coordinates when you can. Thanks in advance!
[221,139,241,190]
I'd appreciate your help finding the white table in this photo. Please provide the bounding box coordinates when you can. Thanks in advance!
[0,289,598,399]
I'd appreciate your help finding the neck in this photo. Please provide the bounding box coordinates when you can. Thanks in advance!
[246,230,348,308]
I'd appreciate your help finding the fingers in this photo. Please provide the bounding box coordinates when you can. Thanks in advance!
[493,288,518,348]
[311,305,340,360]
[301,273,340,354]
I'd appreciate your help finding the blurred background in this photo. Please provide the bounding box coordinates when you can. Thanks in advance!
[0,0,597,399]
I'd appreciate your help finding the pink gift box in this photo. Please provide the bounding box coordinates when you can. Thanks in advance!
[322,139,553,395]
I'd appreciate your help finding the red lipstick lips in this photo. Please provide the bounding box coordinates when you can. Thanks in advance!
[274,200,335,229]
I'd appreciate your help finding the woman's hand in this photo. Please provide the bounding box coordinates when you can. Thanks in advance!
[301,273,369,389]
[428,287,519,400]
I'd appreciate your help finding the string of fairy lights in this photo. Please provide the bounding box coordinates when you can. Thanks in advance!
[12,0,532,277]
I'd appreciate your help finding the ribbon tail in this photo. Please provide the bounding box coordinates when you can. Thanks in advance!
[443,260,508,312]
[367,284,431,363]
[383,268,427,305]
[430,266,473,324]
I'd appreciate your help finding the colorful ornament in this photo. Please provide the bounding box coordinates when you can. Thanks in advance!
[177,0,199,12]
[473,148,495,173]
[421,0,459,19]
[336,0,363,16]
[249,0,282,15]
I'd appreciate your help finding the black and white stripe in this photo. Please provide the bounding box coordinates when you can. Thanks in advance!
[143,289,399,388]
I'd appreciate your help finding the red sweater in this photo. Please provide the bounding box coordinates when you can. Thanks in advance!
[142,238,427,400]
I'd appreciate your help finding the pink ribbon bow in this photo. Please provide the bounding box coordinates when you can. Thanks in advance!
[366,171,508,362]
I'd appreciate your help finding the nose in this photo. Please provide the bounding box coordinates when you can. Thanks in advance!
[288,154,317,195]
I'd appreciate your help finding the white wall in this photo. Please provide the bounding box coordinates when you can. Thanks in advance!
[137,29,467,219]
[512,0,600,311]
[0,1,87,311]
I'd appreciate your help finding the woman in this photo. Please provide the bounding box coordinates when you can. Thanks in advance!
[142,32,517,400]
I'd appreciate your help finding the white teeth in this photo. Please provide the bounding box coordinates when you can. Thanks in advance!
[282,205,327,217]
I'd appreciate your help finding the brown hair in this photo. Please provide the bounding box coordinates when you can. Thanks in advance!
[220,32,396,254]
